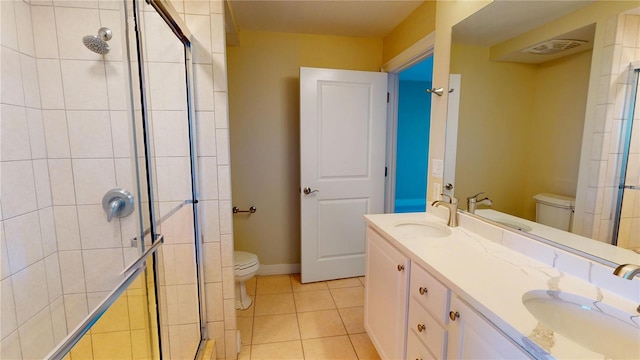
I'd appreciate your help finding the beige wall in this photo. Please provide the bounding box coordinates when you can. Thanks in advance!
[382,0,436,64]
[227,31,383,267]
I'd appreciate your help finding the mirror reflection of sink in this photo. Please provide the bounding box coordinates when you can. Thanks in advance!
[522,290,640,359]
[394,221,451,238]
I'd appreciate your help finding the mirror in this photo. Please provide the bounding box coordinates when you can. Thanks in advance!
[447,0,640,265]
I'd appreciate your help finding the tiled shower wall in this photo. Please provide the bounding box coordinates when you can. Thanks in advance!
[582,12,640,248]
[1,0,138,358]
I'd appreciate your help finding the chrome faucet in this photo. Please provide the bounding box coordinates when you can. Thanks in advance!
[613,264,640,280]
[467,192,492,214]
[431,195,459,227]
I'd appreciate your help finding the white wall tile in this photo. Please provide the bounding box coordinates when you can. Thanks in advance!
[114,158,134,191]
[110,111,133,158]
[186,14,212,64]
[14,0,35,57]
[219,200,232,235]
[72,158,116,204]
[39,207,57,256]
[210,0,223,14]
[1,223,10,279]
[27,109,47,160]
[49,297,68,343]
[151,110,191,157]
[58,250,86,293]
[198,157,218,200]
[20,54,41,108]
[174,244,197,285]
[63,293,88,332]
[60,60,109,110]
[196,111,216,156]
[43,110,71,157]
[147,62,188,111]
[0,330,22,359]
[193,64,214,111]
[205,282,223,321]
[213,91,228,129]
[53,206,81,250]
[98,9,124,61]
[48,159,76,205]
[1,1,19,50]
[141,12,184,63]
[31,5,59,58]
[203,242,221,283]
[33,159,53,208]
[54,6,102,60]
[220,234,233,268]
[184,0,209,15]
[200,200,220,243]
[1,47,24,106]
[1,161,38,219]
[4,212,43,274]
[222,266,234,299]
[12,260,49,325]
[99,0,121,10]
[210,14,224,54]
[67,110,114,158]
[155,156,192,202]
[211,53,227,92]
[177,283,199,324]
[77,205,122,248]
[215,128,229,165]
[105,61,128,110]
[217,165,230,200]
[44,253,63,301]
[37,59,65,109]
[1,104,31,161]
[82,248,124,292]
[1,278,18,338]
[17,307,55,360]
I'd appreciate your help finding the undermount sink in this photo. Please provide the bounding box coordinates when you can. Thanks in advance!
[522,290,640,359]
[394,221,451,238]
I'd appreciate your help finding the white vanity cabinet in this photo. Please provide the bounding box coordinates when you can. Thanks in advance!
[447,296,534,359]
[365,227,410,360]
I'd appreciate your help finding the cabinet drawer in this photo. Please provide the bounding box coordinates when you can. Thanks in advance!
[408,299,447,359]
[406,330,437,360]
[410,262,450,325]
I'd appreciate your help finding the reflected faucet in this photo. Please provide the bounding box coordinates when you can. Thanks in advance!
[613,264,640,280]
[431,195,459,227]
[467,192,492,214]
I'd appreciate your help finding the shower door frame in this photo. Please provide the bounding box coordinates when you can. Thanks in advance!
[611,61,640,246]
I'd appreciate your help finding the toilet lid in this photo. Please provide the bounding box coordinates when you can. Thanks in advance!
[234,251,259,270]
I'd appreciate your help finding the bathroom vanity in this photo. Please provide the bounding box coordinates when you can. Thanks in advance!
[363,211,640,360]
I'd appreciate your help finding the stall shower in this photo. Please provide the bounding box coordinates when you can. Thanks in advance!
[0,0,235,359]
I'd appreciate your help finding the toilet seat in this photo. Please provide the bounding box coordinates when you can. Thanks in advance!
[234,251,259,271]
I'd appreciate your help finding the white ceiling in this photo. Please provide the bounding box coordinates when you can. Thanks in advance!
[226,0,425,38]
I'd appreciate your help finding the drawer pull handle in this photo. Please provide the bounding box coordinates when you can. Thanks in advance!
[397,264,405,271]
[449,311,460,321]
[419,287,428,295]
[417,323,426,332]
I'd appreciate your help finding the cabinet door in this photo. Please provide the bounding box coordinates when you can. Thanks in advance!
[365,227,410,360]
[447,297,533,359]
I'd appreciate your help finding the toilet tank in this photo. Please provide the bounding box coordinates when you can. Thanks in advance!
[534,193,575,231]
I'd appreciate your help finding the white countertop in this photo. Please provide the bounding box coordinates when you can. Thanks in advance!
[364,211,640,360]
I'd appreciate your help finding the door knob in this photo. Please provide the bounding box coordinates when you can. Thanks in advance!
[417,324,426,332]
[303,187,319,195]
[449,311,460,321]
[419,287,428,295]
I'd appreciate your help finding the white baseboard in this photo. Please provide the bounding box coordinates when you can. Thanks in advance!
[257,263,300,276]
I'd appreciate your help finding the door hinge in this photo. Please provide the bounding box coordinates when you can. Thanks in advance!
[387,92,390,103]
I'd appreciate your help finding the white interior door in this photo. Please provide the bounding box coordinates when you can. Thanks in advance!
[300,67,388,283]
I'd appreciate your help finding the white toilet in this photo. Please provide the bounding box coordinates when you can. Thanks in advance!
[234,251,260,310]
[534,193,575,231]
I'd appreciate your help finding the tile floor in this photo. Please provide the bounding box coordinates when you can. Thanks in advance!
[236,274,381,360]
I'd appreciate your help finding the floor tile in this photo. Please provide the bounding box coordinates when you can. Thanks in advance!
[250,340,304,360]
[338,306,365,334]
[254,293,296,316]
[326,277,362,289]
[302,335,358,360]
[330,287,364,308]
[252,313,300,344]
[246,277,257,296]
[237,300,255,318]
[239,345,251,360]
[238,316,253,345]
[293,290,336,312]
[297,309,346,339]
[256,275,292,295]
[291,274,328,292]
[350,333,381,360]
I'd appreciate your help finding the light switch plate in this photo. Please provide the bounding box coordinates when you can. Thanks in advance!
[432,159,443,178]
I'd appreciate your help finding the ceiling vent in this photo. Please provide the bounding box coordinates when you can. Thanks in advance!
[521,39,588,54]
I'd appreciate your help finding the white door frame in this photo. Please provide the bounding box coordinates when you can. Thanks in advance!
[382,32,436,213]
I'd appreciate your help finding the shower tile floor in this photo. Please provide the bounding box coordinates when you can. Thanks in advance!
[236,274,381,360]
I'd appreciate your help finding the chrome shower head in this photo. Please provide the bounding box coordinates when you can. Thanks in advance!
[83,27,112,55]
